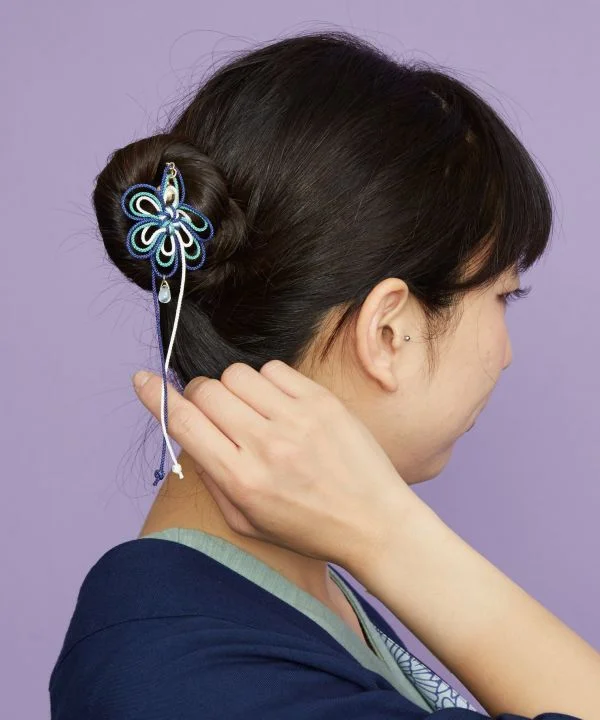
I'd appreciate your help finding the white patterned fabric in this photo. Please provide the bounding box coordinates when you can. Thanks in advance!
[375,627,484,712]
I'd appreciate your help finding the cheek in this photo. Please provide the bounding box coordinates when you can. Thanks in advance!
[480,316,509,378]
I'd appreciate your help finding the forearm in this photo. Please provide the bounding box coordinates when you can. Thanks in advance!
[348,493,600,720]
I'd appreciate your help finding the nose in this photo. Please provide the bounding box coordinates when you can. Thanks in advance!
[503,334,513,370]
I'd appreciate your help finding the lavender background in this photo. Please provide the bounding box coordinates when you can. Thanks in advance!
[3,1,599,717]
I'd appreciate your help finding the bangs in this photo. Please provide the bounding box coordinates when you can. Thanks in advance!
[420,72,555,293]
[463,122,554,289]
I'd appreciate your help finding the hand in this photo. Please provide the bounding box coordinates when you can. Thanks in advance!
[132,360,416,570]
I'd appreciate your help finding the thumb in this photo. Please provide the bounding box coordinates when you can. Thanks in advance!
[195,465,260,539]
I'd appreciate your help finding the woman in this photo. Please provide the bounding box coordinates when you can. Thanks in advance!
[49,30,599,719]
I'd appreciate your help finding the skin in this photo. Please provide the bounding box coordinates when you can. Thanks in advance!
[139,264,520,641]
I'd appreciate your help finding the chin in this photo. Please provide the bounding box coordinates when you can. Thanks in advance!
[402,451,452,485]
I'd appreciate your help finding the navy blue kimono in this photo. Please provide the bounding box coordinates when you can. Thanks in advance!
[49,529,582,719]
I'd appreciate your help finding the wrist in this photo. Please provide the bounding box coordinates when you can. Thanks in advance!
[343,485,442,589]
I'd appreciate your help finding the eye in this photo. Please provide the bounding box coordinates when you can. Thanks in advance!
[500,285,532,306]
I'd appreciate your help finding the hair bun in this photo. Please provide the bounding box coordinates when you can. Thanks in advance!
[93,133,247,293]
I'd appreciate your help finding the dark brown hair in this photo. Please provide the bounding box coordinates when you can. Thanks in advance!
[94,30,553,388]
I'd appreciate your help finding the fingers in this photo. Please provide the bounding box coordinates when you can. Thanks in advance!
[132,372,240,481]
[259,359,328,399]
[182,372,271,447]
[216,362,300,421]
[182,360,326,428]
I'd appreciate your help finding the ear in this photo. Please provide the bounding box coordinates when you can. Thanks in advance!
[354,277,413,393]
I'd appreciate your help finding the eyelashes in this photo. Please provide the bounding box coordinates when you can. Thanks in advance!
[500,285,532,305]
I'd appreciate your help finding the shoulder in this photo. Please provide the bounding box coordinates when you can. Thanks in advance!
[49,539,571,720]
[49,536,361,684]
[51,536,325,661]
[48,538,405,719]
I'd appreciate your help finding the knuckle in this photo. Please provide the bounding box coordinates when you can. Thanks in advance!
[185,377,218,404]
[169,405,195,439]
[293,392,340,432]
[183,376,208,399]
[293,410,315,435]
[237,470,260,494]
[221,362,248,386]
[230,470,262,507]
[260,359,285,375]
[263,435,298,461]
[312,390,341,415]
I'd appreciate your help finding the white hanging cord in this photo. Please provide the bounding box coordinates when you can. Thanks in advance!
[159,232,187,480]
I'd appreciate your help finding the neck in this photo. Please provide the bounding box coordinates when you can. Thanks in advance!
[139,448,341,607]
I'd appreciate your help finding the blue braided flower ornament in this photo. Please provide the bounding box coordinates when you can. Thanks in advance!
[120,161,215,282]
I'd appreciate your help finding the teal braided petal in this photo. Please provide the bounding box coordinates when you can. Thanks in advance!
[127,220,167,259]
[122,185,163,221]
[154,231,179,271]
[176,223,202,262]
[178,203,212,233]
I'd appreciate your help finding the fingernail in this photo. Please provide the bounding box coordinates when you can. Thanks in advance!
[132,371,151,390]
